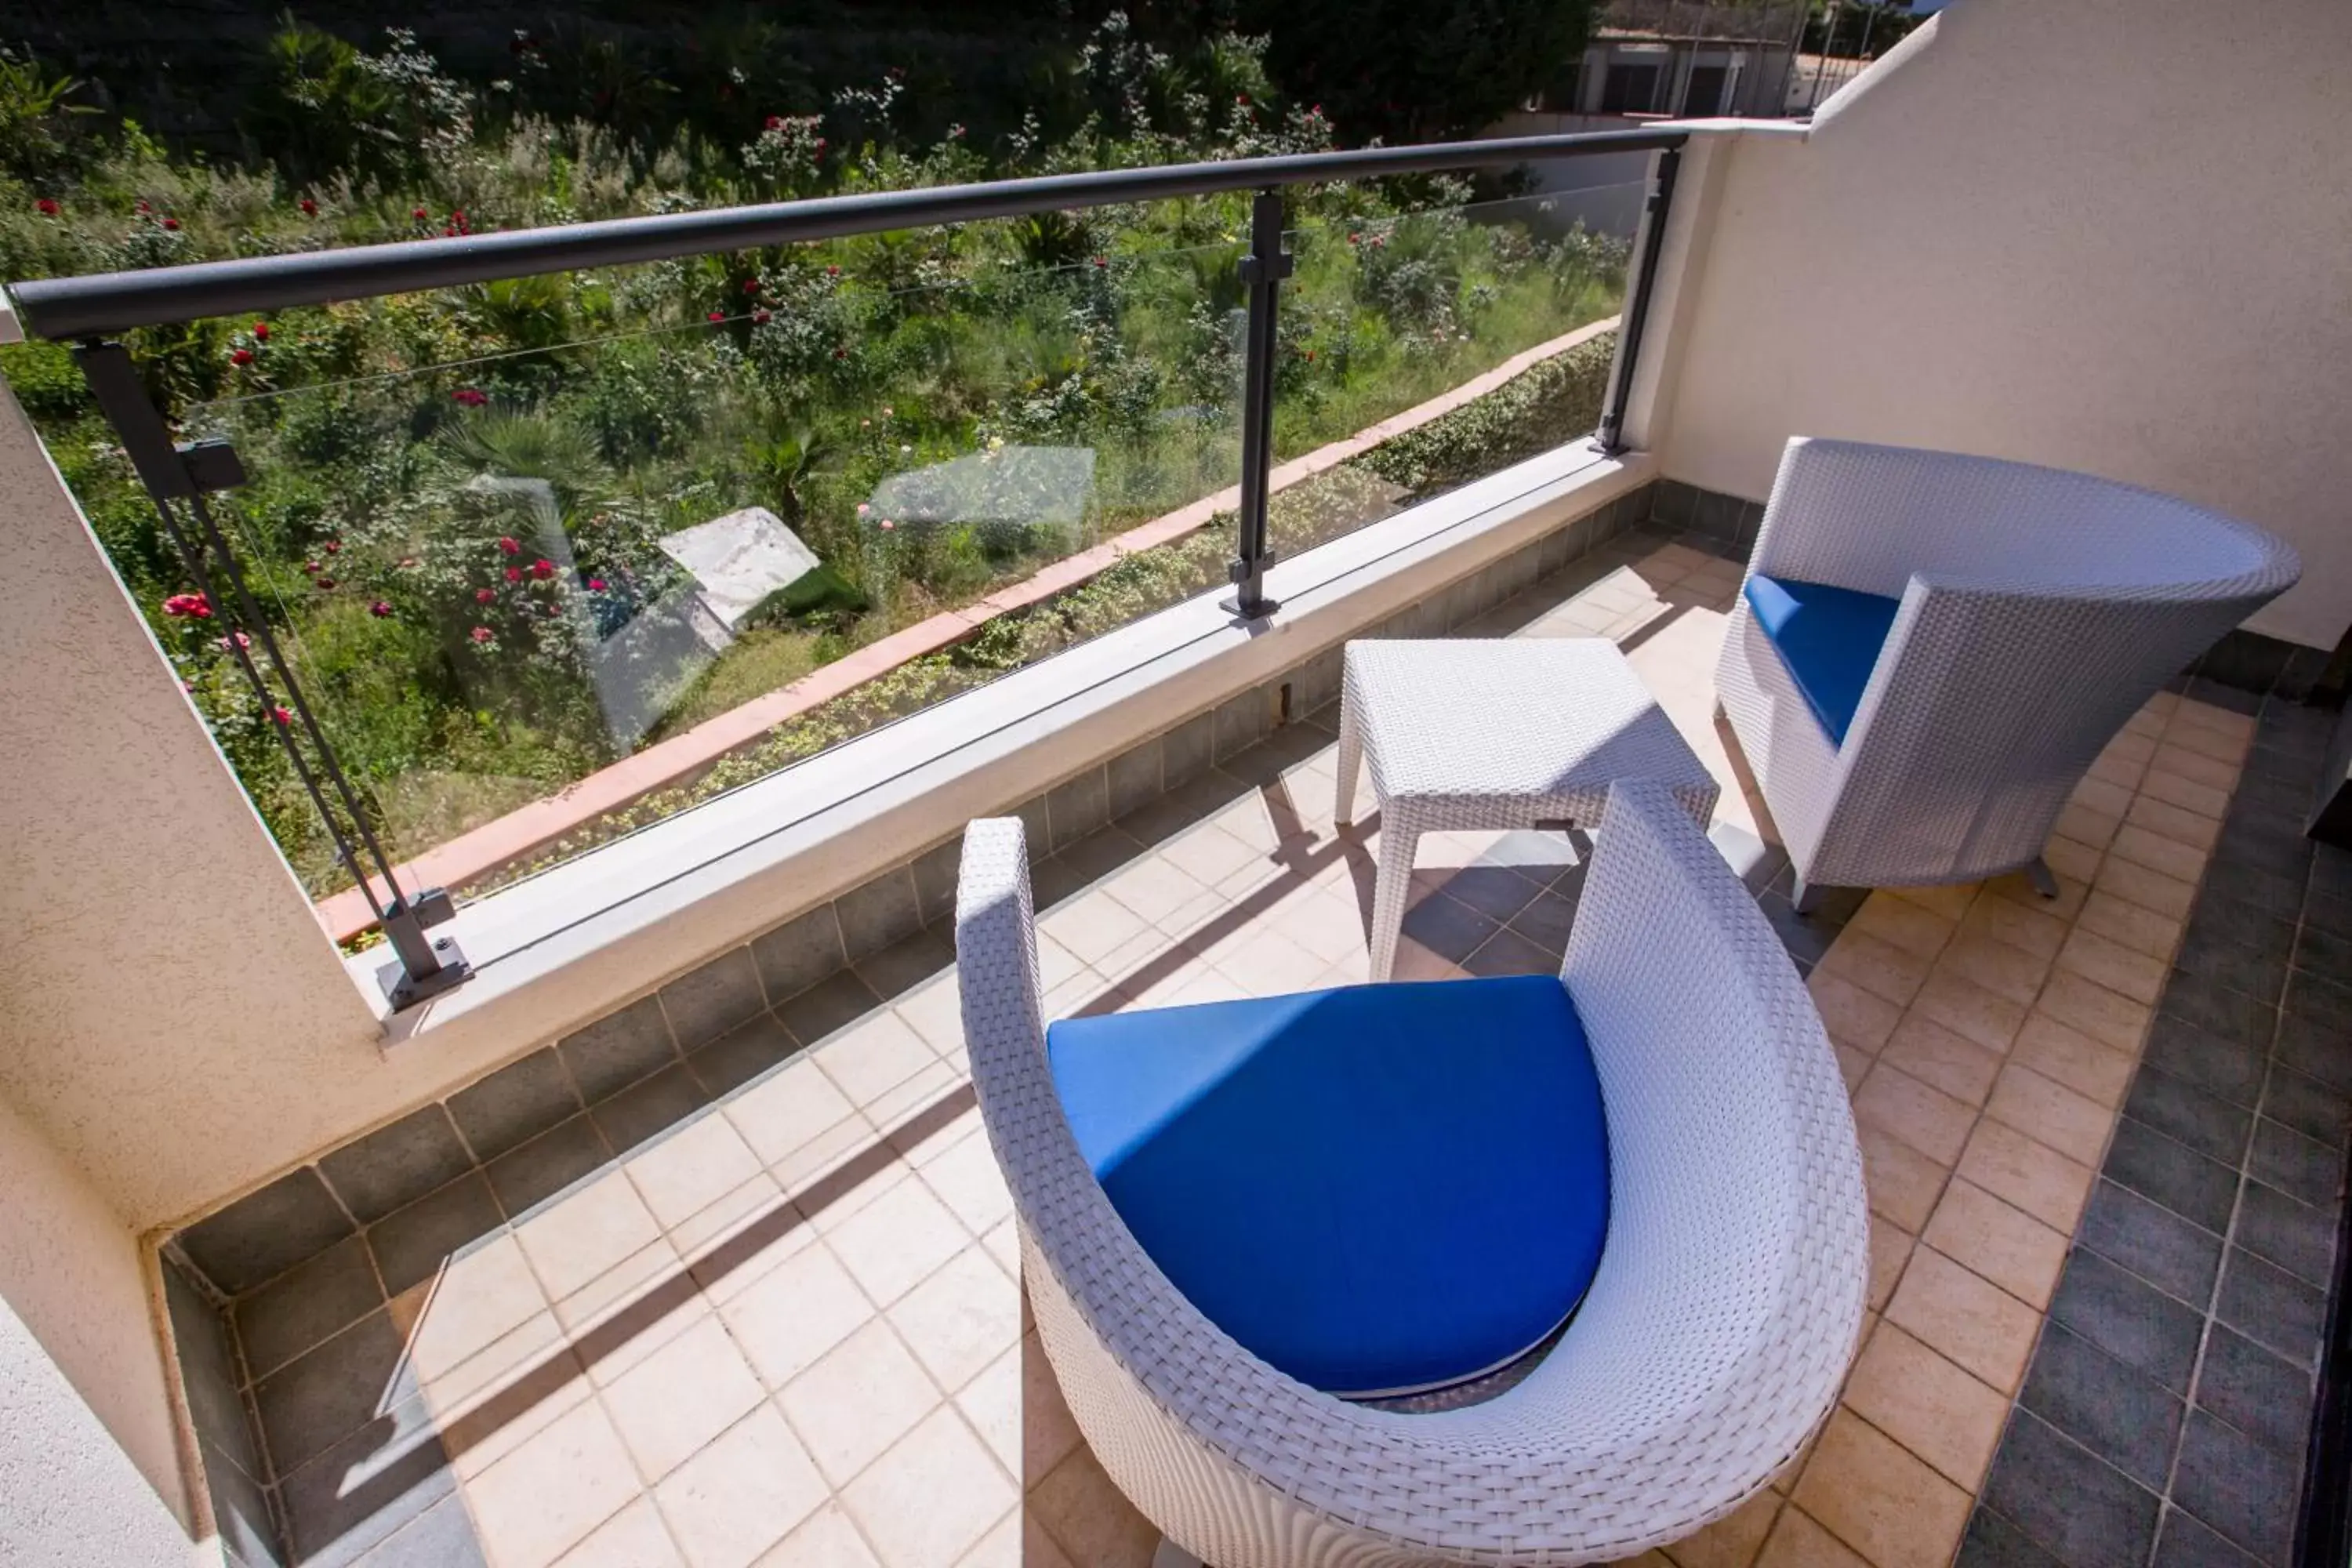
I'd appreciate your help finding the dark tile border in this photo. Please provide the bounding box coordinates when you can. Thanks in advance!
[1963,700,2349,1568]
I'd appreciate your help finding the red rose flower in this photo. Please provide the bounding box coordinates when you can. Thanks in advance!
[299,198,318,215]
[230,348,254,365]
[452,387,488,407]
[321,539,338,553]
[752,308,771,324]
[496,536,520,555]
[272,706,293,725]
[315,577,335,590]
[136,199,151,213]
[33,198,56,216]
[303,561,320,573]
[162,593,210,619]
[764,114,784,130]
[475,588,495,604]
[586,577,608,592]
[252,321,270,339]
[413,206,430,220]
[368,600,393,617]
[504,567,522,584]
[162,217,180,230]
[707,310,725,322]
[530,557,555,580]
[742,278,760,293]
[825,264,840,277]
[470,626,494,644]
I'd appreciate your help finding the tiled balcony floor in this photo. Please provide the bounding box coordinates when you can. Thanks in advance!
[206,528,2337,1568]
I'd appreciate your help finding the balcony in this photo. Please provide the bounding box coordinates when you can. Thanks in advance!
[3,4,2351,1568]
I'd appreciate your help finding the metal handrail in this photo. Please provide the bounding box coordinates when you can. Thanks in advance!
[5,129,1685,339]
[17,127,1686,1007]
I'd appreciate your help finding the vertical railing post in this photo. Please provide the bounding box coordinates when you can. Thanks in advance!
[1595,143,1682,456]
[1225,187,1291,621]
[71,342,470,1010]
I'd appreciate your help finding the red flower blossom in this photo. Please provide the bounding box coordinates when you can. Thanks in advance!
[1347,232,1359,245]
[299,198,318,215]
[470,626,494,644]
[496,536,521,555]
[825,264,840,277]
[742,278,760,293]
[499,566,520,585]
[397,557,419,568]
[1236,93,1250,104]
[216,631,252,651]
[475,587,495,604]
[586,577,608,592]
[252,321,270,339]
[707,310,725,321]
[833,347,848,359]
[315,577,335,590]
[368,600,394,617]
[879,518,896,532]
[541,603,560,617]
[1304,348,1316,361]
[272,706,293,725]
[230,348,254,365]
[814,137,827,153]
[412,206,430,220]
[321,539,339,554]
[136,199,150,213]
[162,592,211,619]
[33,198,56,216]
[162,216,180,230]
[764,114,785,130]
[303,561,320,573]
[752,308,772,324]
[449,209,466,225]
[451,387,488,407]
[1091,256,1107,268]
[530,557,555,580]
[442,226,456,237]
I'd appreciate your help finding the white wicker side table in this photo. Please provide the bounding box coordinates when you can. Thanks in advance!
[1336,638,1721,980]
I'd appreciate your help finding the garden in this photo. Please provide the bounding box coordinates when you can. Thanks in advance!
[0,16,1629,909]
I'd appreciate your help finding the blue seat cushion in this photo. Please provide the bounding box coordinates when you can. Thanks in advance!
[1744,573,1904,745]
[1046,975,1609,1398]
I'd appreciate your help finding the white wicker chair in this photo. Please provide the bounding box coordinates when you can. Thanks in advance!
[1715,438,2301,909]
[955,779,1867,1566]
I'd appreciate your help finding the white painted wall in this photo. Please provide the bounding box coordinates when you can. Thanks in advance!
[1655,0,2352,649]
[0,1091,201,1567]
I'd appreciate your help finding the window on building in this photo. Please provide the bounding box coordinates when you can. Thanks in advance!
[1601,63,1662,113]
[1683,64,1730,114]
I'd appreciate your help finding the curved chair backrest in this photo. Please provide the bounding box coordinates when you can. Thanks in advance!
[1751,438,2299,881]
[956,779,1867,1564]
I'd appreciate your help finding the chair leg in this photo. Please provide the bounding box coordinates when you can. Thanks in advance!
[2026,856,2060,899]
[1367,823,1419,983]
[1790,875,1825,915]
[1334,695,1363,827]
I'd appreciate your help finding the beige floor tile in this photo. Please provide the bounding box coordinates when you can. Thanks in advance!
[893,975,967,1055]
[1853,1062,1976,1167]
[1835,1042,1874,1093]
[981,1218,1021,1278]
[1958,895,2070,963]
[1809,972,1905,1052]
[519,1171,669,1305]
[1907,969,2027,1055]
[2054,800,2121,851]
[1267,885,1371,964]
[887,1247,1022,1395]
[2136,799,2220,860]
[2122,703,2168,739]
[557,1499,687,1567]
[655,1404,830,1568]
[2161,714,2251,764]
[2070,775,2135,820]
[1956,1117,2096,1232]
[1025,1443,1158,1568]
[1867,1219,1914,1314]
[780,1318,944,1486]
[603,1313,766,1484]
[396,1233,551,1387]
[760,1115,894,1218]
[432,1320,593,1483]
[1661,1489,1781,1568]
[822,1167,972,1307]
[1159,823,1264,889]
[1887,883,1980,923]
[2139,765,2230,821]
[1789,1409,1969,1568]
[628,1112,767,1232]
[1858,1123,1951,1235]
[1755,1506,1869,1568]
[1206,924,1325,996]
[1849,894,1958,962]
[1817,930,1933,1008]
[725,1058,858,1170]
[2147,745,2237,795]
[1922,1178,2067,1310]
[753,1504,882,1567]
[862,1060,967,1137]
[2085,747,2147,793]
[920,1131,1016,1237]
[2035,969,2154,1055]
[1038,890,1151,968]
[1842,1322,2008,1490]
[1885,1246,2041,1393]
[2100,730,2158,770]
[2009,1012,2135,1108]
[2107,824,2205,887]
[1880,1014,2004,1107]
[717,1243,878,1391]
[1987,1063,2114,1166]
[843,1408,1020,1568]
[464,1392,644,1568]
[2056,926,2168,1006]
[817,1011,949,1112]
[2092,855,2197,922]
[1098,855,1212,927]
[1933,929,2053,1010]
[668,1174,790,1261]
[2074,890,2184,964]
[569,1252,711,1392]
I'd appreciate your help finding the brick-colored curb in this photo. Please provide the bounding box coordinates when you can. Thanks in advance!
[318,317,1618,938]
